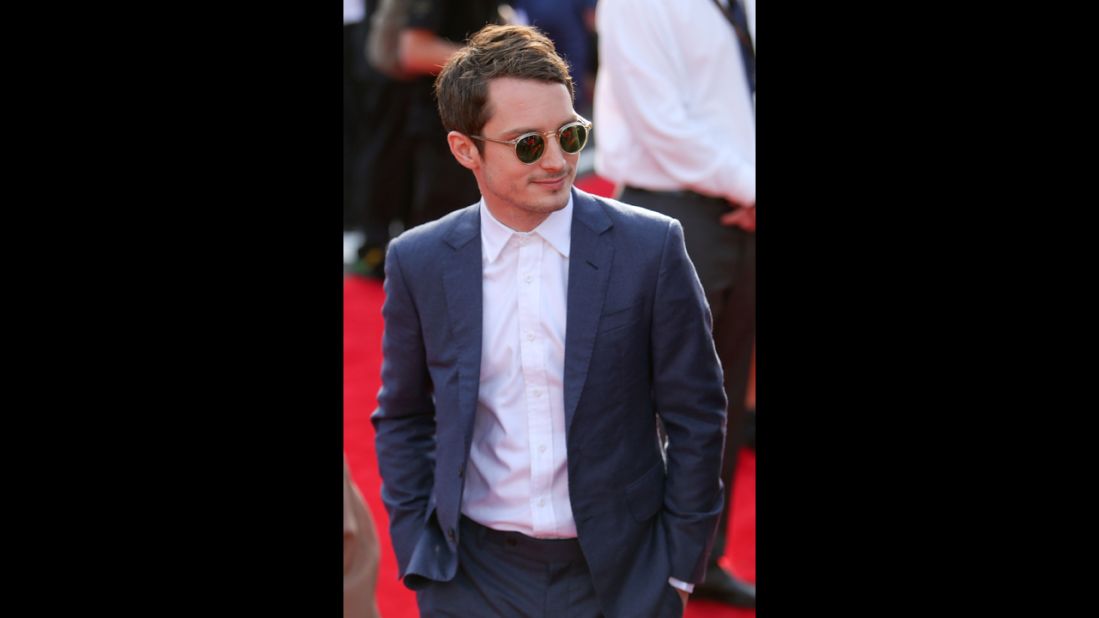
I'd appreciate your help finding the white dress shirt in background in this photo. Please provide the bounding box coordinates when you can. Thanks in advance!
[594,0,756,207]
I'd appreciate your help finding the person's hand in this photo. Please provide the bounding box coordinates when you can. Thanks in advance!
[678,588,689,609]
[721,202,756,232]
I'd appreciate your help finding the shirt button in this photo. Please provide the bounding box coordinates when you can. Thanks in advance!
[539,444,547,453]
[538,498,545,507]
[527,333,535,341]
[532,389,542,397]
[524,274,533,284]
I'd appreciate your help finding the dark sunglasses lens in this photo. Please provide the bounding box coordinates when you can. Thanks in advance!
[515,134,545,163]
[559,124,588,154]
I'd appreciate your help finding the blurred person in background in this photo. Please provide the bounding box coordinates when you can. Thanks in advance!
[594,0,756,608]
[348,1,508,278]
[511,0,598,114]
[344,0,372,263]
[396,1,509,228]
[345,0,416,279]
[345,457,381,618]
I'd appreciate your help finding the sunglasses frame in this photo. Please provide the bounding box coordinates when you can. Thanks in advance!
[469,118,593,165]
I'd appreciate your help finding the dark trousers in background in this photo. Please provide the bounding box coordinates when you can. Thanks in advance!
[358,78,414,247]
[407,133,481,229]
[619,187,756,560]
[344,20,371,232]
[416,516,604,618]
[344,19,416,248]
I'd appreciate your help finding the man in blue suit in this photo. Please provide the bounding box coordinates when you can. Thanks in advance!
[372,25,728,617]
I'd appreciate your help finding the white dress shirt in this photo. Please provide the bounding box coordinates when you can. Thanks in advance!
[594,0,756,207]
[460,196,577,539]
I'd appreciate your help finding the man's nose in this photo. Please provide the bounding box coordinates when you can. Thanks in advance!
[538,135,567,171]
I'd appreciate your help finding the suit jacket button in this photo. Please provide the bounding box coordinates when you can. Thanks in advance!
[447,528,456,543]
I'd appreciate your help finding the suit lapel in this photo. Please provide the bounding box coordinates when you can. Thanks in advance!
[441,206,484,452]
[563,189,614,436]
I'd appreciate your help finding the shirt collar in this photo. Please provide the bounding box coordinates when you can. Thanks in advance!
[480,194,573,263]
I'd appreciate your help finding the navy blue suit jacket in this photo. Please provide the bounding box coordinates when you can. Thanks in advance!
[371,188,727,617]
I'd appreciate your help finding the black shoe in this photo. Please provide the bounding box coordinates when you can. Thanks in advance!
[692,563,756,608]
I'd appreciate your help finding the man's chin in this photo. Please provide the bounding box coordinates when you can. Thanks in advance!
[528,186,571,212]
[543,194,571,213]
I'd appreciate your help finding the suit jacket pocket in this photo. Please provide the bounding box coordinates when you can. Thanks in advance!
[599,300,644,335]
[624,460,666,522]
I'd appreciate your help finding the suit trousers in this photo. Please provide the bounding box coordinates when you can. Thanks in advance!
[619,187,756,560]
[416,516,603,617]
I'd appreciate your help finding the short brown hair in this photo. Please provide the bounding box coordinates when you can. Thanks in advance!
[434,24,575,143]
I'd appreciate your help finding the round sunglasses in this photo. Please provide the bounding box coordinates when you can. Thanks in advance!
[469,118,592,165]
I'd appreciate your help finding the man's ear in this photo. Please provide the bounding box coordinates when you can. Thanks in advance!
[447,131,481,171]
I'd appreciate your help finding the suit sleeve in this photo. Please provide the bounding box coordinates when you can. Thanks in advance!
[370,241,437,578]
[651,219,728,584]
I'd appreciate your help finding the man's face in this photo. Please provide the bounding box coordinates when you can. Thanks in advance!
[470,77,580,231]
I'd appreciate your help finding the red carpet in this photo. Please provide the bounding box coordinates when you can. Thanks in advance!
[344,174,755,617]
[575,172,617,198]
